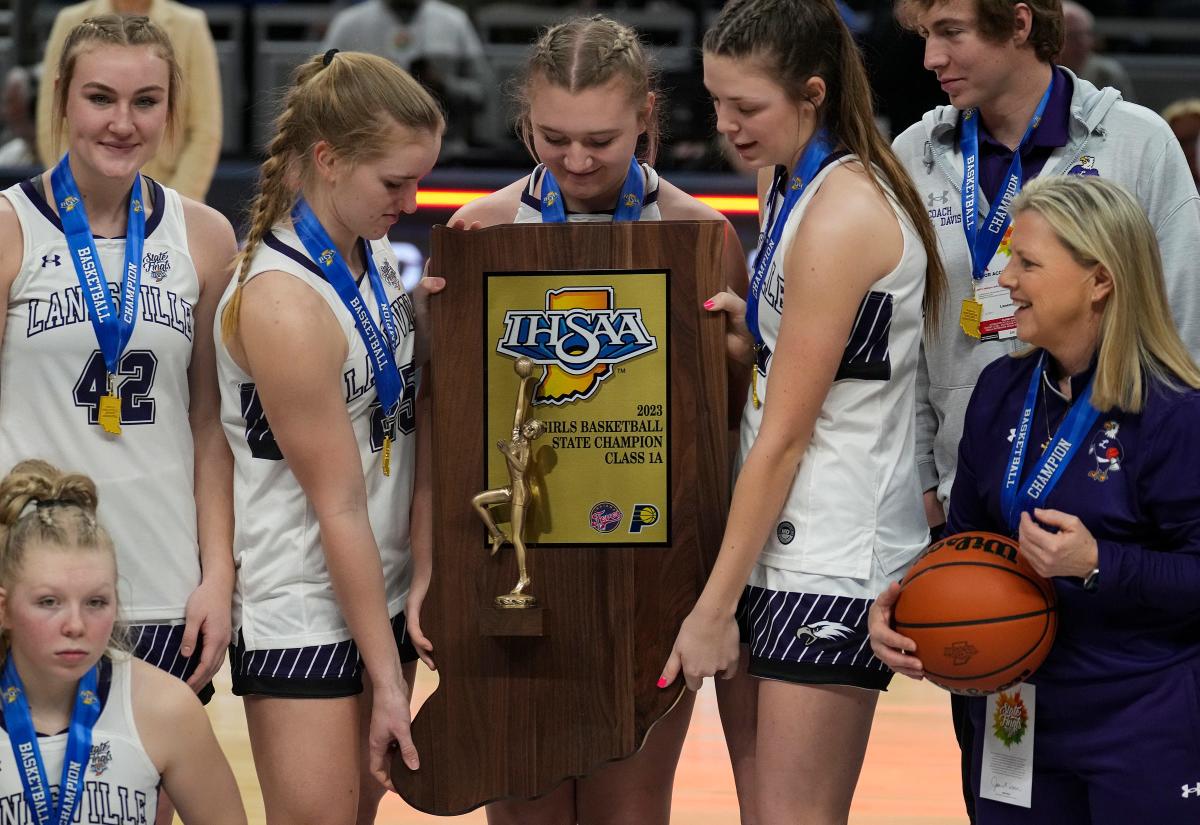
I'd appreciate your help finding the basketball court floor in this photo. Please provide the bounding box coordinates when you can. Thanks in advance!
[203,663,967,824]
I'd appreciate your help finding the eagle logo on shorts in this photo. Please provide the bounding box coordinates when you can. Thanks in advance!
[59,195,79,213]
[795,621,854,646]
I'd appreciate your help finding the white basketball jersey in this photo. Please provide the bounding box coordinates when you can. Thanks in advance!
[0,657,160,824]
[0,178,200,622]
[216,225,417,650]
[741,156,929,583]
[514,163,663,223]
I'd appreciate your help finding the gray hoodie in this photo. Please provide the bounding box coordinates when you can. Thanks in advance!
[893,68,1200,508]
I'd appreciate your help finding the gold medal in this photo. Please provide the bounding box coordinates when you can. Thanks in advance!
[382,435,392,477]
[751,368,761,409]
[99,373,121,435]
[959,297,983,340]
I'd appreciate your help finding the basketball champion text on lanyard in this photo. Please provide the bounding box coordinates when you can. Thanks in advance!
[538,156,645,224]
[746,130,841,408]
[1000,352,1101,535]
[291,198,404,477]
[51,154,147,436]
[959,73,1054,341]
[0,657,102,825]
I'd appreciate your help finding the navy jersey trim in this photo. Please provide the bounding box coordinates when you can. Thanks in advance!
[263,231,370,286]
[21,176,167,239]
[835,290,893,382]
[239,382,283,460]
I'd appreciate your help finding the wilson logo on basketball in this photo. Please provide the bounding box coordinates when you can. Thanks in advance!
[496,286,658,406]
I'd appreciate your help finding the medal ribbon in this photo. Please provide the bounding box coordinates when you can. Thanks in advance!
[0,657,101,825]
[50,154,146,378]
[1000,352,1101,534]
[746,131,838,353]
[290,199,403,458]
[539,157,645,224]
[960,73,1053,280]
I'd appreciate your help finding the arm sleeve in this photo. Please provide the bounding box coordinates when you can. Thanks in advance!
[1136,125,1200,361]
[165,14,222,200]
[915,341,940,492]
[1093,394,1200,618]
[943,380,994,536]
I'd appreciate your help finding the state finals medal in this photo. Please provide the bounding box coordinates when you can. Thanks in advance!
[51,155,147,436]
[291,198,404,477]
[958,75,1054,342]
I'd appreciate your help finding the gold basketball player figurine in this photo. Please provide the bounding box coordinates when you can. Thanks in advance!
[473,356,546,608]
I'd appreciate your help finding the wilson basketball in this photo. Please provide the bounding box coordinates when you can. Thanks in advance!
[893,531,1057,696]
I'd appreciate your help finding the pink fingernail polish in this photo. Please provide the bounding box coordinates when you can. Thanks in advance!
[657,677,669,688]
[703,299,715,310]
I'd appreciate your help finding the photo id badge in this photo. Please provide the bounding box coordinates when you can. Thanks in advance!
[980,683,1036,808]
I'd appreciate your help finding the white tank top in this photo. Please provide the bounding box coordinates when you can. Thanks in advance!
[215,225,417,650]
[0,657,160,824]
[0,178,200,622]
[513,162,663,223]
[741,156,929,580]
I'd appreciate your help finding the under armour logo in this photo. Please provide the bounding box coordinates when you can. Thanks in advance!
[927,190,949,207]
[41,254,61,268]
[1184,782,1200,799]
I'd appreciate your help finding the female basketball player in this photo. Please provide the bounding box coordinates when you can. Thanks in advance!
[0,459,246,825]
[658,1,948,822]
[216,50,441,825]
[446,15,746,825]
[870,175,1200,824]
[0,16,235,700]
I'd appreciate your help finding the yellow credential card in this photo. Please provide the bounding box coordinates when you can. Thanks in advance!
[485,270,669,545]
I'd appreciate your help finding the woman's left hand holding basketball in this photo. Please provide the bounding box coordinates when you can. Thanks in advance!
[659,608,741,692]
[868,582,925,680]
[1018,509,1099,579]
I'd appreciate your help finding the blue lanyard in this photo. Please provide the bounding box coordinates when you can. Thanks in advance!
[746,131,837,350]
[1000,352,1101,533]
[50,154,146,377]
[538,157,645,223]
[959,73,1054,280]
[290,198,403,448]
[0,658,101,825]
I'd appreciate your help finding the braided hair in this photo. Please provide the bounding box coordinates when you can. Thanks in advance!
[220,51,443,341]
[512,15,662,164]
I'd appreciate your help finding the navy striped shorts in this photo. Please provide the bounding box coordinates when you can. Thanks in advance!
[228,612,418,698]
[736,584,892,691]
[126,623,215,704]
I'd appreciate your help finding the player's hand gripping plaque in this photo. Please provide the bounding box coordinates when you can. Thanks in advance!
[398,221,728,815]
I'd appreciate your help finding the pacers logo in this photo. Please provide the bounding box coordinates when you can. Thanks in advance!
[628,504,659,533]
[496,286,658,405]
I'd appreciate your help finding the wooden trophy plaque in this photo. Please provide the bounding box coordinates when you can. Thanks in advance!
[395,220,729,814]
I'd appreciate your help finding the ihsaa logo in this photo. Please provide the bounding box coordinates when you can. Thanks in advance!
[496,286,657,405]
